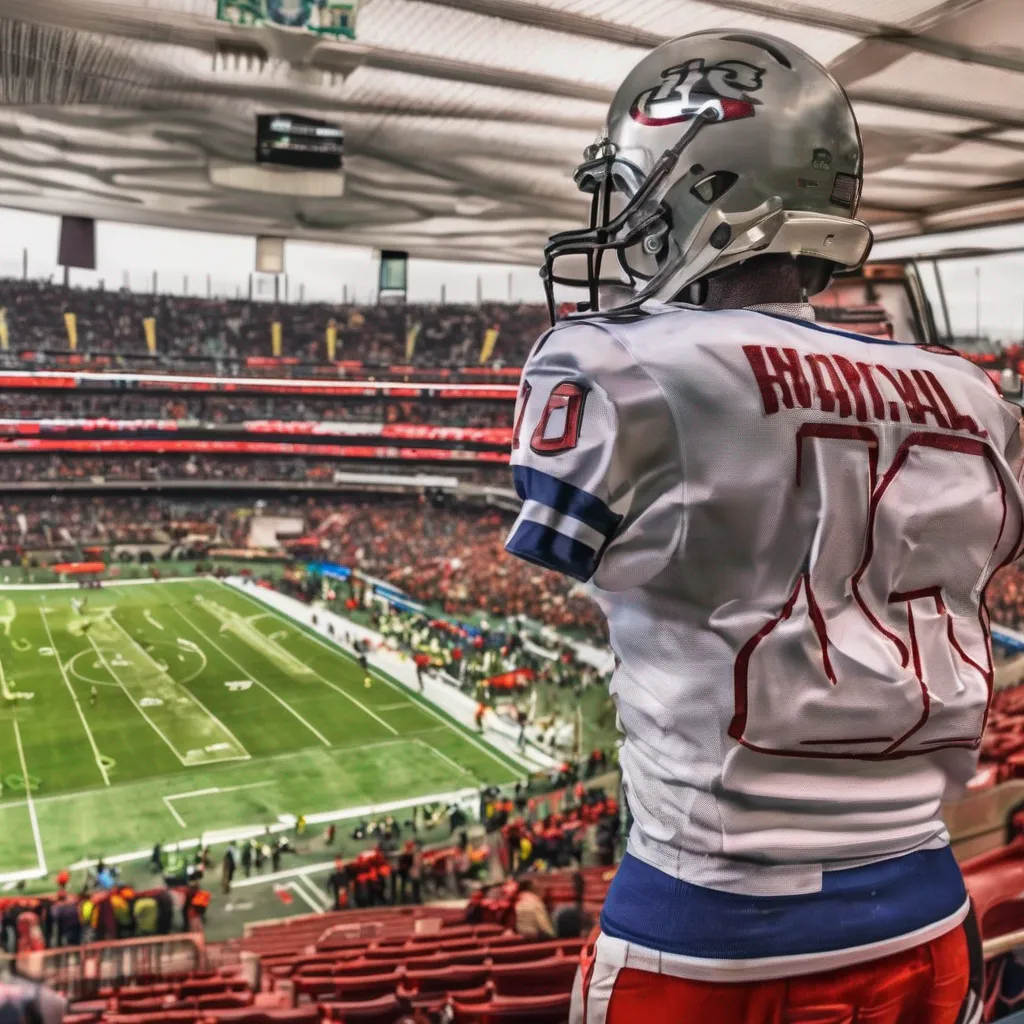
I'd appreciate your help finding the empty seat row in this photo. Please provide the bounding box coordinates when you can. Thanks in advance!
[294,954,577,1002]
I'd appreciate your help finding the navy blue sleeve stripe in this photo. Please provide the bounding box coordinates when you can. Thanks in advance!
[512,465,622,538]
[505,521,599,583]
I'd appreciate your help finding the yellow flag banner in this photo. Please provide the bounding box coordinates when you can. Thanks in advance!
[0,307,8,351]
[143,317,157,355]
[64,311,78,352]
[405,321,421,362]
[271,320,283,358]
[479,326,500,365]
[326,319,338,361]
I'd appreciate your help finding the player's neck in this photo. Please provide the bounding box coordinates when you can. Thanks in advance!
[689,256,804,311]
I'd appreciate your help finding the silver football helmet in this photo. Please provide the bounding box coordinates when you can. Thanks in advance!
[542,31,873,322]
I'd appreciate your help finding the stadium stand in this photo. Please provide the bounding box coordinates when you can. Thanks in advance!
[0,282,546,371]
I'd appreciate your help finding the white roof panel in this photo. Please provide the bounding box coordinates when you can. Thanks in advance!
[0,0,1019,258]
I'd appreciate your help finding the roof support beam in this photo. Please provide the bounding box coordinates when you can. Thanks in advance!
[847,88,1024,131]
[406,0,662,49]
[671,0,1024,76]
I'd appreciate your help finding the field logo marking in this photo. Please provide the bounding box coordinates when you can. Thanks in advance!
[38,608,111,787]
[169,604,333,748]
[219,580,524,770]
[105,614,250,766]
[225,680,252,692]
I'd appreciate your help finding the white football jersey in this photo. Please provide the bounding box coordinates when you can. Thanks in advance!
[506,302,1024,975]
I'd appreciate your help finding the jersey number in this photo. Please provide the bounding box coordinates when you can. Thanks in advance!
[730,424,1018,760]
[512,380,588,455]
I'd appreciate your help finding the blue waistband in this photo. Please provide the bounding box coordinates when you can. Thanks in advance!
[601,847,967,960]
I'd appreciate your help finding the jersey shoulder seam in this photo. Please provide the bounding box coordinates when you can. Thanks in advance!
[585,317,688,572]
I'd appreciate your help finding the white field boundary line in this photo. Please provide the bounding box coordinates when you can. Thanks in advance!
[221,580,523,774]
[0,737,416,813]
[66,783,480,874]
[169,603,332,748]
[12,719,46,879]
[414,738,479,784]
[162,795,187,828]
[0,578,199,592]
[107,612,251,762]
[163,780,275,828]
[39,608,111,786]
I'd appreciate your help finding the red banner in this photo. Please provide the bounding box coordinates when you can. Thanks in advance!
[51,561,105,575]
[0,372,518,400]
[0,419,513,445]
[485,668,535,690]
[0,437,510,462]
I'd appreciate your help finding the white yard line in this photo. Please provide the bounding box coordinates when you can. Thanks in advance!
[377,702,412,711]
[86,632,188,765]
[107,613,250,761]
[162,795,187,828]
[39,608,111,786]
[414,738,479,782]
[170,603,333,748]
[13,719,47,877]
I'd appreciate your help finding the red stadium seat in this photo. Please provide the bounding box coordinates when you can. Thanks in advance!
[330,966,405,1001]
[104,1014,201,1024]
[981,897,1024,941]
[490,957,577,997]
[319,993,402,1023]
[451,991,573,1023]
[402,964,491,995]
[487,941,573,965]
[210,1010,320,1024]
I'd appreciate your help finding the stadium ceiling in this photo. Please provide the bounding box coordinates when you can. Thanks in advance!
[0,0,1022,265]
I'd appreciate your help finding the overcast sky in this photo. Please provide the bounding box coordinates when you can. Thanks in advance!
[0,206,1021,342]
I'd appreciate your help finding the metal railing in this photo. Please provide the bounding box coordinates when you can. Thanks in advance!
[0,932,208,1001]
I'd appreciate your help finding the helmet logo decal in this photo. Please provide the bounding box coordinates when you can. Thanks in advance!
[630,58,765,127]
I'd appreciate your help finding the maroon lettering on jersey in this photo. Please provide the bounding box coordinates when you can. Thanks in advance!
[743,345,811,414]
[854,361,888,421]
[530,381,588,455]
[832,354,871,422]
[919,370,987,439]
[875,365,951,430]
[805,354,853,419]
[511,380,532,451]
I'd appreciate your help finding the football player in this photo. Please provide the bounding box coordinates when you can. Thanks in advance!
[505,30,1022,1024]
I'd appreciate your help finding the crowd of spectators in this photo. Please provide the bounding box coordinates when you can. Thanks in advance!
[989,563,1024,633]
[0,393,514,427]
[0,455,505,485]
[0,494,605,641]
[313,500,606,637]
[0,279,547,369]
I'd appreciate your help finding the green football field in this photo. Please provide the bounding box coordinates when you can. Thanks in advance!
[0,578,523,880]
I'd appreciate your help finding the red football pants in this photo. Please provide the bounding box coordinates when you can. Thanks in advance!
[574,925,974,1024]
